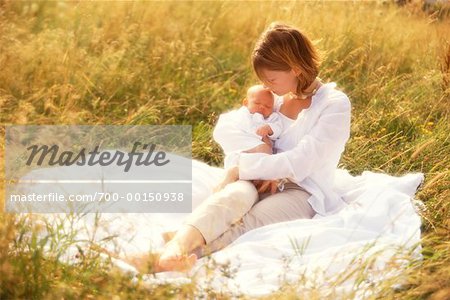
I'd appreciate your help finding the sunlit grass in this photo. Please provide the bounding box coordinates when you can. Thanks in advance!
[0,0,449,298]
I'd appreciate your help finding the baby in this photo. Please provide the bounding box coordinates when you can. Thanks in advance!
[240,84,282,154]
[212,84,283,190]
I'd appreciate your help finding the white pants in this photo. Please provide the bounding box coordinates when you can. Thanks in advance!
[184,180,315,256]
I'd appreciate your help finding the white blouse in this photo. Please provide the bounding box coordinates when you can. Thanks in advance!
[214,82,352,216]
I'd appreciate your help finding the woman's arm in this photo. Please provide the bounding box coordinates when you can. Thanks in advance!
[238,94,351,182]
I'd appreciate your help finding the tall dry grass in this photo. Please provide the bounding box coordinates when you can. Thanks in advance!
[0,1,449,299]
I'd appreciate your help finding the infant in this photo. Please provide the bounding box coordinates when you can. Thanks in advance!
[240,84,282,155]
[213,84,282,167]
[212,85,283,191]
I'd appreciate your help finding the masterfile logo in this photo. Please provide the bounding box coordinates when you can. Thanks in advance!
[5,125,192,213]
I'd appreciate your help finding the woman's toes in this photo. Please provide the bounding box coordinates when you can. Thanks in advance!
[125,253,160,273]
[158,253,197,272]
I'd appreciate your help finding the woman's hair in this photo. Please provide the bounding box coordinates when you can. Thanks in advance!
[252,22,321,95]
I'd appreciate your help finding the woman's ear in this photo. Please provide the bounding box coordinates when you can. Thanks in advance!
[242,98,248,105]
[291,66,301,77]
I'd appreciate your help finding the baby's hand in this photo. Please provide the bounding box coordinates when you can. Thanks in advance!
[256,124,273,137]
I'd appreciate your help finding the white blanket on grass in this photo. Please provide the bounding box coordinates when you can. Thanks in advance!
[13,157,424,297]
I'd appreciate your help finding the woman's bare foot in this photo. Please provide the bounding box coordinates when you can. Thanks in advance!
[127,225,204,273]
[157,225,206,272]
[125,252,162,273]
[157,240,197,272]
[125,239,198,273]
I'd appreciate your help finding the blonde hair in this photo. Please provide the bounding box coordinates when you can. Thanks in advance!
[252,22,321,95]
[246,85,273,100]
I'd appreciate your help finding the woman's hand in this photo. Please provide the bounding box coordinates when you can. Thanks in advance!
[213,166,239,192]
[252,179,278,194]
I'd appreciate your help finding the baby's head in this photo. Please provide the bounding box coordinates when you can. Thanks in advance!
[243,85,274,118]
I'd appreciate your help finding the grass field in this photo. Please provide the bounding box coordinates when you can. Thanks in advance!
[0,1,449,299]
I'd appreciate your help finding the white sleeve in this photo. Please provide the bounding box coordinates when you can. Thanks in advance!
[238,95,351,181]
[266,113,283,140]
[224,152,240,169]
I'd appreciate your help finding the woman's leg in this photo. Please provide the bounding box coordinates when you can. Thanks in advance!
[204,185,315,255]
[157,180,258,271]
[184,180,259,244]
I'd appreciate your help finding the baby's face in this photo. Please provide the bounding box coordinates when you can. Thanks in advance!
[246,90,274,118]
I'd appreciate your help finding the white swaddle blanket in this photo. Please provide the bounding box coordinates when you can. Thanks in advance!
[13,156,424,297]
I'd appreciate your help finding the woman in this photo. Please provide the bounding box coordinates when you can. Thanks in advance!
[131,22,351,272]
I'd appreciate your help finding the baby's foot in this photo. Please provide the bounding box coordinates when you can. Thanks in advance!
[157,240,197,272]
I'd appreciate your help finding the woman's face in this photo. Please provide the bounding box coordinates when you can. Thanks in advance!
[259,69,298,96]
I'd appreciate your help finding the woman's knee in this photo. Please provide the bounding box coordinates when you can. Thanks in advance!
[214,180,258,211]
[203,180,258,214]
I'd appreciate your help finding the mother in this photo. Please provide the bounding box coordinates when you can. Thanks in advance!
[135,22,351,272]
